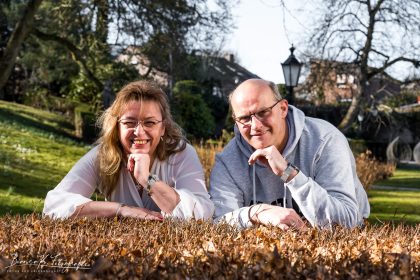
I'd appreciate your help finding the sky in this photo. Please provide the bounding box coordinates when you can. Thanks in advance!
[223,1,306,84]
[223,0,419,84]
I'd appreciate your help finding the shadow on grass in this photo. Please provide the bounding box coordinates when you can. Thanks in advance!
[0,148,66,198]
[0,107,80,142]
[0,204,41,215]
[397,162,420,170]
[375,178,420,189]
[0,166,62,198]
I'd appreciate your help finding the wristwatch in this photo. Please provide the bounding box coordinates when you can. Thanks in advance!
[281,163,299,182]
[146,174,159,196]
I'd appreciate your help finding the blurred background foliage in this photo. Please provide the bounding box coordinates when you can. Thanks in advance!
[172,80,215,139]
[0,0,234,139]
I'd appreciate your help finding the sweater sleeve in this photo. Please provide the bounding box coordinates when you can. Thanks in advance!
[168,144,214,220]
[287,131,366,228]
[209,154,253,228]
[43,147,99,219]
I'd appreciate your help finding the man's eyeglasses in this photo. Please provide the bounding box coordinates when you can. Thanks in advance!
[233,100,282,126]
[118,119,163,130]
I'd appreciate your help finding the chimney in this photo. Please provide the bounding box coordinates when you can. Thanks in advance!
[224,53,234,62]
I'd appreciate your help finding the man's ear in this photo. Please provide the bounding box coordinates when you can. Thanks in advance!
[279,99,289,118]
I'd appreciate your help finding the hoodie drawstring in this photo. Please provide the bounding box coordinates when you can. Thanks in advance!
[252,164,289,209]
[283,184,287,208]
[252,165,256,206]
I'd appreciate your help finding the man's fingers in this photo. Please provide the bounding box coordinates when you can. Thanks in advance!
[289,216,307,230]
[248,150,267,165]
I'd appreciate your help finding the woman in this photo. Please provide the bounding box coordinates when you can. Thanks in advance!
[43,80,214,220]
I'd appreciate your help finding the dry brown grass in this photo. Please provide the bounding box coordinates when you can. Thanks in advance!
[0,215,418,279]
[356,150,396,190]
[194,141,224,185]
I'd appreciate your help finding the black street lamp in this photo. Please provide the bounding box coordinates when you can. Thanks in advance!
[281,45,302,105]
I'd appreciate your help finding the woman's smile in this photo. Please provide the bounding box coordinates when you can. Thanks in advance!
[133,139,150,146]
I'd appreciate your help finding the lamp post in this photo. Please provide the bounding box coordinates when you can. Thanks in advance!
[281,45,302,105]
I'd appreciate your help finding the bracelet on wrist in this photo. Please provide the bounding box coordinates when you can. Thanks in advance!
[146,174,159,196]
[115,203,126,217]
[248,205,257,225]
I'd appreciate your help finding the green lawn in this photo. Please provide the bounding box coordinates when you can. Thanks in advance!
[375,164,420,189]
[368,165,420,225]
[368,190,420,225]
[0,100,90,215]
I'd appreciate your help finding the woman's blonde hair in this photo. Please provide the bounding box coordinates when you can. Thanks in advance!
[96,80,186,198]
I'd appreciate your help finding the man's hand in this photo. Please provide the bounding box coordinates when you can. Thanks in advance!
[249,204,307,230]
[248,145,288,176]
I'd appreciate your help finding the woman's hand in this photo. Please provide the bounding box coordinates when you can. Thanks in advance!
[71,201,163,220]
[127,153,181,214]
[127,153,150,187]
[119,205,163,220]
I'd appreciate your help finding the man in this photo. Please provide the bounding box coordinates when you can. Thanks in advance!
[209,79,370,229]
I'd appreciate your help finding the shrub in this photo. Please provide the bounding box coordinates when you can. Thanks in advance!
[194,141,224,186]
[172,80,215,139]
[356,150,395,190]
[0,215,418,278]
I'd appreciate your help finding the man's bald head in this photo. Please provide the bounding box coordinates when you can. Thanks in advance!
[229,79,282,105]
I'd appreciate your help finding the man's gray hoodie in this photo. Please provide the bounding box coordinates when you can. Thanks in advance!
[209,105,370,228]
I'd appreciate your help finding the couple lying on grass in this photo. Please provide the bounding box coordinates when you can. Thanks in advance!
[44,79,370,230]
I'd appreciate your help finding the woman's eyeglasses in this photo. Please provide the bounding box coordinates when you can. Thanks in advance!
[118,119,163,130]
[233,100,281,126]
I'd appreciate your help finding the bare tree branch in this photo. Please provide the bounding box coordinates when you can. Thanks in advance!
[31,28,103,91]
[294,0,420,132]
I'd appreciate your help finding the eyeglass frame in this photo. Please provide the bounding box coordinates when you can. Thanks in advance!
[118,118,163,131]
[232,99,282,126]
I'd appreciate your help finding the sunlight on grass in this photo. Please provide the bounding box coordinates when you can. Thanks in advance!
[368,190,420,224]
[0,101,90,214]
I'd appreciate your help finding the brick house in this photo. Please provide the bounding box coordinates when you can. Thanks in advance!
[299,59,401,105]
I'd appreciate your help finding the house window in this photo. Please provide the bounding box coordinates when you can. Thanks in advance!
[336,74,346,84]
[336,74,355,89]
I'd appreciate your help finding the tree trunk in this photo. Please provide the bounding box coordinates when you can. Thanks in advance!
[337,93,361,133]
[0,0,43,93]
[338,77,368,133]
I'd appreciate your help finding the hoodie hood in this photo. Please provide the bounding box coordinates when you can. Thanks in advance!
[210,104,370,228]
[232,105,307,210]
